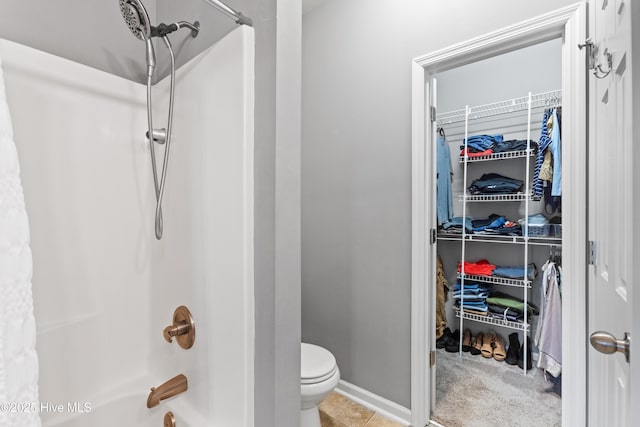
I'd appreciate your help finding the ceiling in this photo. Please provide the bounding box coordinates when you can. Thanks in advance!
[0,0,249,84]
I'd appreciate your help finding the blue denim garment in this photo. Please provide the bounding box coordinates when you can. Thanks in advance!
[442,217,473,232]
[492,139,537,153]
[492,263,537,280]
[550,109,562,196]
[468,173,524,194]
[460,134,503,152]
[472,216,506,232]
[436,135,453,225]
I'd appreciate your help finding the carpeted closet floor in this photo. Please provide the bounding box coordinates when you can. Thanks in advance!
[432,349,561,427]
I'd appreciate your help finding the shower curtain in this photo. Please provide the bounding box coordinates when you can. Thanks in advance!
[0,55,41,427]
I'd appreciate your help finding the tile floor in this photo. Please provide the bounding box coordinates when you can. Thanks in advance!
[318,392,405,427]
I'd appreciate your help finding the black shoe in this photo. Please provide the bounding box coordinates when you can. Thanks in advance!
[436,327,451,349]
[505,333,520,365]
[445,329,461,352]
[517,336,532,370]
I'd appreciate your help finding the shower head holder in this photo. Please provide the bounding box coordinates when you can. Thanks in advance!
[151,21,200,38]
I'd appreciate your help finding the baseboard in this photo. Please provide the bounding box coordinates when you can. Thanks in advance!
[335,380,411,426]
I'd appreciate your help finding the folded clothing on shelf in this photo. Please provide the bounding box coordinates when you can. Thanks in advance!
[459,136,538,157]
[460,134,503,153]
[441,216,473,234]
[468,173,524,195]
[487,304,524,322]
[452,282,493,299]
[452,281,492,315]
[453,305,489,316]
[458,259,495,276]
[486,291,539,316]
[492,263,538,281]
[471,214,506,232]
[491,139,538,153]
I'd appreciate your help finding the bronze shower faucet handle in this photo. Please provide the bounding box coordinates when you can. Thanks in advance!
[163,306,195,349]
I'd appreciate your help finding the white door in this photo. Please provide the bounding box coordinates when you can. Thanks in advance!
[587,0,634,425]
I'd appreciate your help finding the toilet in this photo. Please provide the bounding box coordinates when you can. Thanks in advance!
[300,343,340,427]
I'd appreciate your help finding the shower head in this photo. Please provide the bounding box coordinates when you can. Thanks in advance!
[119,0,151,40]
[119,0,156,77]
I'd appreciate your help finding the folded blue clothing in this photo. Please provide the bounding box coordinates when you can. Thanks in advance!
[452,282,492,292]
[473,216,506,232]
[455,301,489,312]
[492,139,537,153]
[468,173,524,195]
[442,216,473,232]
[460,134,504,152]
[453,296,487,303]
[477,224,522,236]
[452,290,491,297]
[492,263,537,280]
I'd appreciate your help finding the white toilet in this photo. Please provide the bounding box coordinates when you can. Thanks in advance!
[300,343,340,427]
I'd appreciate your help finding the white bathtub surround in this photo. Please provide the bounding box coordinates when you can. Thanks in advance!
[0,55,41,427]
[0,24,254,427]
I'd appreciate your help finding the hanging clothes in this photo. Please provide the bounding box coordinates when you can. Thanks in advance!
[435,255,449,339]
[436,131,453,225]
[549,108,562,196]
[533,109,554,196]
[535,260,562,377]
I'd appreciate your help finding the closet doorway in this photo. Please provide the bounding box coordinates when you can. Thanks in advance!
[432,38,563,426]
[410,4,587,427]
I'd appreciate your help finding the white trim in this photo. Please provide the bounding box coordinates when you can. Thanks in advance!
[241,26,256,427]
[410,3,587,427]
[559,5,587,427]
[336,380,411,426]
[410,59,428,427]
[414,3,585,72]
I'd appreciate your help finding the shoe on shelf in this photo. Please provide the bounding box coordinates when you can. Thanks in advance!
[505,332,520,365]
[470,332,483,356]
[445,329,461,353]
[481,330,496,358]
[436,327,451,349]
[462,329,472,352]
[518,336,533,370]
[493,334,507,361]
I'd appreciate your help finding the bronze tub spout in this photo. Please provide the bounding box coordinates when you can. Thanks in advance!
[147,374,188,408]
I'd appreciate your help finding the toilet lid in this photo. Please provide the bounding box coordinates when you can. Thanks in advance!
[301,343,337,384]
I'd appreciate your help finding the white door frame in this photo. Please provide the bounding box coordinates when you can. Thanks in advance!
[410,3,587,426]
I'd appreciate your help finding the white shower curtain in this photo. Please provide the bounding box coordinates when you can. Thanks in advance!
[0,55,41,427]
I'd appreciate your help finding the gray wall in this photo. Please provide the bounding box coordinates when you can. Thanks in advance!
[302,0,576,407]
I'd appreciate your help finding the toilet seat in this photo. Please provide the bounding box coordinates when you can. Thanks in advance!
[301,343,338,385]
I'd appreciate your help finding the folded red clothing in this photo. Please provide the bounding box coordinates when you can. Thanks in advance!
[460,148,494,158]
[458,259,496,276]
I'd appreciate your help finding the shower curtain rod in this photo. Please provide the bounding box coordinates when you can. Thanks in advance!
[201,0,253,27]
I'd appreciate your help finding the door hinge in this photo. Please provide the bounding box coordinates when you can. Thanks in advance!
[578,38,597,71]
[578,38,613,79]
[430,106,436,122]
[430,350,436,367]
[588,240,597,265]
[430,228,437,244]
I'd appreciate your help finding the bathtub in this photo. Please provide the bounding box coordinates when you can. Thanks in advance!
[43,377,208,427]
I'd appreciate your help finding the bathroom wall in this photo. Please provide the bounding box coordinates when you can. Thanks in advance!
[148,26,255,425]
[302,0,576,407]
[0,38,152,423]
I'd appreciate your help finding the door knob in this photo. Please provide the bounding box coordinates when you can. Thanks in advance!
[163,306,195,349]
[590,331,630,363]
